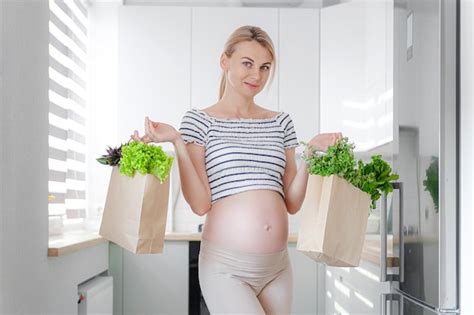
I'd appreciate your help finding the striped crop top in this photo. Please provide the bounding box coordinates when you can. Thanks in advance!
[178,108,299,204]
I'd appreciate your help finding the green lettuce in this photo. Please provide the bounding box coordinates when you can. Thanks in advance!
[118,140,174,184]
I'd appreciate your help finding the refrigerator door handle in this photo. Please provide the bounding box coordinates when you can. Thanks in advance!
[380,182,404,282]
[381,293,402,315]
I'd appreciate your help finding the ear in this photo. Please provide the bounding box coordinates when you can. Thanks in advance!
[220,53,228,71]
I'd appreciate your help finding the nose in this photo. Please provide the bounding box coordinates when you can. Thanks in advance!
[249,68,261,82]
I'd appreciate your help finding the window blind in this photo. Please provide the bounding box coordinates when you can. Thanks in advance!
[48,0,89,222]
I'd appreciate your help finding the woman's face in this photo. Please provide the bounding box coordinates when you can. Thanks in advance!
[221,40,273,97]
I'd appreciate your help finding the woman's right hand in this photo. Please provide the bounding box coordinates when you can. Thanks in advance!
[304,132,343,155]
[130,116,180,144]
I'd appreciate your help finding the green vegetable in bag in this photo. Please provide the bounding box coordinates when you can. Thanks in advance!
[119,141,174,184]
[97,140,174,184]
[301,137,399,210]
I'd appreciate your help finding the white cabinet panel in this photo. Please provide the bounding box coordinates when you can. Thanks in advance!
[325,260,391,315]
[122,241,189,314]
[320,1,392,153]
[191,8,279,111]
[289,244,323,315]
[279,8,320,235]
[118,6,192,151]
[279,8,320,145]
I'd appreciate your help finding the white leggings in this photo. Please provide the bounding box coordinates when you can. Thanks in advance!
[198,239,293,315]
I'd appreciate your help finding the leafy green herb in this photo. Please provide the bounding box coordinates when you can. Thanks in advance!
[422,156,439,213]
[96,143,125,166]
[301,137,399,211]
[301,137,357,178]
[119,141,174,184]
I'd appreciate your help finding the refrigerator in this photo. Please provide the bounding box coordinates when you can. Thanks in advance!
[380,0,459,313]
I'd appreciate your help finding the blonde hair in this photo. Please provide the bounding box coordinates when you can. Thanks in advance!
[218,25,276,100]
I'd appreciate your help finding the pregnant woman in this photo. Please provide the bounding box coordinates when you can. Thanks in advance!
[132,25,342,314]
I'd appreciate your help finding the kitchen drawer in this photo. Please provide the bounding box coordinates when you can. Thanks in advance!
[325,260,391,315]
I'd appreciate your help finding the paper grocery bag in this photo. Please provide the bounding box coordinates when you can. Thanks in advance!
[99,166,170,254]
[297,175,371,267]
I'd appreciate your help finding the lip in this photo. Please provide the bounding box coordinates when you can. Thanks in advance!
[244,82,259,89]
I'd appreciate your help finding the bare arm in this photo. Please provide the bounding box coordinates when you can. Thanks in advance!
[282,132,344,214]
[282,148,309,215]
[132,116,212,216]
[172,138,212,216]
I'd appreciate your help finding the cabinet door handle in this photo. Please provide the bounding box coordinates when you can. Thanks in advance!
[380,182,404,282]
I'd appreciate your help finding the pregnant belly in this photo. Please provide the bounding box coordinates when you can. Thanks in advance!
[201,189,289,254]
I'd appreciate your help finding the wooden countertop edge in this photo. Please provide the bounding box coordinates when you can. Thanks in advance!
[362,245,399,267]
[48,231,398,267]
[48,233,107,257]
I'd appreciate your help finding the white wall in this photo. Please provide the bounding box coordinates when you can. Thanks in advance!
[460,0,474,313]
[0,1,109,313]
[86,1,120,230]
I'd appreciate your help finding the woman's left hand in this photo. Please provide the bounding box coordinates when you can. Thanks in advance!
[304,132,343,155]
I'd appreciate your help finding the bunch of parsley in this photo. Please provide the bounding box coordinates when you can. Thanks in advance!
[301,137,399,210]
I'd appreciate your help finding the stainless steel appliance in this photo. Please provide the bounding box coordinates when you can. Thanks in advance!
[380,0,459,313]
[189,224,210,315]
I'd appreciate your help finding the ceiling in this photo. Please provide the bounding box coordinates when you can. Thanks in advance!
[121,0,351,8]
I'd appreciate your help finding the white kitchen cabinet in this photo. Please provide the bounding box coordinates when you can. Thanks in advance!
[279,8,320,145]
[319,1,393,153]
[122,241,189,315]
[289,244,326,315]
[279,8,320,235]
[117,6,192,152]
[325,260,391,315]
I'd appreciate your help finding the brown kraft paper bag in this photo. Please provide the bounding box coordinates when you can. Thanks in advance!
[99,166,170,254]
[297,174,371,267]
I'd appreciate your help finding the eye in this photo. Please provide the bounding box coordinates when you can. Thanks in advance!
[243,61,252,67]
[261,65,270,71]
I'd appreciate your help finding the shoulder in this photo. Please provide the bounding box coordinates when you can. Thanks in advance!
[181,108,212,127]
[258,106,279,117]
[198,105,219,116]
[277,111,292,124]
[254,104,279,118]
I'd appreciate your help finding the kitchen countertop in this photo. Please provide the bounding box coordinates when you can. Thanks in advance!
[48,230,108,257]
[49,231,398,267]
[362,234,398,267]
